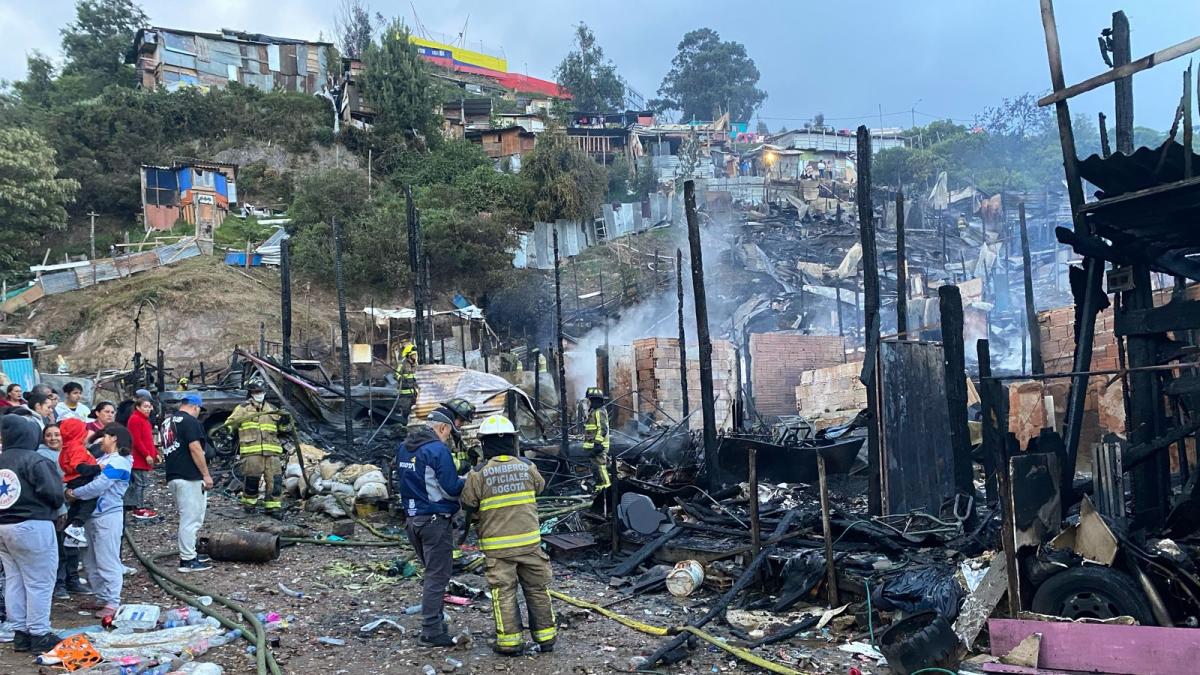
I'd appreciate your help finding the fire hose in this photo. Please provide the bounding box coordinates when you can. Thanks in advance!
[123,530,280,675]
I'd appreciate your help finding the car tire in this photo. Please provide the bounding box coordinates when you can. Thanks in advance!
[878,611,960,675]
[1031,565,1155,625]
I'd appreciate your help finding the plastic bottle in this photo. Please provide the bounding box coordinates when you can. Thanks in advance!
[184,637,210,658]
[421,666,437,675]
[404,604,422,615]
[209,628,242,647]
[162,607,191,624]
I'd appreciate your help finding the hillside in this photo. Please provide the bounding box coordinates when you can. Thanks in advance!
[11,255,341,374]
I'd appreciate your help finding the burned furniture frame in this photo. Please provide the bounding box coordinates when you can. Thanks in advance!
[1039,1,1200,530]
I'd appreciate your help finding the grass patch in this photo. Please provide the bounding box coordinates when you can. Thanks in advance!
[214,215,278,249]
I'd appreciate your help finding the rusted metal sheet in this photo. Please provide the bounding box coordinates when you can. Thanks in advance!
[40,270,80,295]
[411,364,524,432]
[878,340,956,515]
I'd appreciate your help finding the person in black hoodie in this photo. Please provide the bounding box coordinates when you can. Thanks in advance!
[0,414,65,654]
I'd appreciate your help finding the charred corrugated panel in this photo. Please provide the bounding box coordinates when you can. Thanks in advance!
[878,340,956,515]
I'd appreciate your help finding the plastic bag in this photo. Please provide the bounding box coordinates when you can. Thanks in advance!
[872,565,964,619]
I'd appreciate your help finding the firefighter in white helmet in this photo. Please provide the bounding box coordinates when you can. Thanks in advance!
[460,414,556,655]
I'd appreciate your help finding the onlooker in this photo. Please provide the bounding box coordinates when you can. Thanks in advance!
[85,402,116,445]
[115,390,151,429]
[162,394,213,572]
[44,390,59,424]
[36,425,85,599]
[58,419,99,548]
[23,392,54,431]
[125,398,159,519]
[55,383,91,422]
[0,414,65,654]
[0,384,21,408]
[67,424,131,620]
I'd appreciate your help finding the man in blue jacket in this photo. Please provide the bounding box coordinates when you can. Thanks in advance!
[395,407,464,647]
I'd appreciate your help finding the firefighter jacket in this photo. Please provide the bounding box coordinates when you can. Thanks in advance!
[582,408,610,453]
[226,400,286,455]
[395,359,418,396]
[461,455,546,557]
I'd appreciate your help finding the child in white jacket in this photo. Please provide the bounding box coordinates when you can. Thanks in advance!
[68,424,132,620]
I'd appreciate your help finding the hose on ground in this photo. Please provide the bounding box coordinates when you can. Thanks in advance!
[123,530,279,675]
[280,536,403,546]
[548,589,804,675]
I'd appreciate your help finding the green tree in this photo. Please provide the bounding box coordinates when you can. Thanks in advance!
[520,131,606,222]
[60,0,146,94]
[633,156,659,199]
[554,23,625,113]
[651,28,766,123]
[361,20,438,161]
[12,52,57,108]
[755,119,769,136]
[606,156,631,201]
[0,128,79,281]
[334,0,374,60]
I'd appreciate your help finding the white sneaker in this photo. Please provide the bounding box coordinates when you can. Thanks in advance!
[64,524,88,546]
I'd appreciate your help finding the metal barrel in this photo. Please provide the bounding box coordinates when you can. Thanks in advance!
[200,530,281,563]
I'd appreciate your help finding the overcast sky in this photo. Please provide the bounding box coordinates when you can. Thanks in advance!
[2,1,1195,132]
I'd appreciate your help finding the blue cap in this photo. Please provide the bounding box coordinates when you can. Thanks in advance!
[182,393,203,407]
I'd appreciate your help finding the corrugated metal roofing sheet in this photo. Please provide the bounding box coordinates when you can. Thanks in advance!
[40,271,80,295]
[157,238,202,265]
[1078,141,1200,196]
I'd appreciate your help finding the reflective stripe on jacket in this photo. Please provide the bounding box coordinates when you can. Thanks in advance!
[395,360,418,396]
[461,455,546,557]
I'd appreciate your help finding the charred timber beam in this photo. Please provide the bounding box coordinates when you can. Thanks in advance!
[553,228,569,457]
[1019,204,1043,374]
[405,186,425,363]
[1112,11,1134,155]
[1037,35,1200,107]
[1056,226,1200,281]
[676,248,690,420]
[1165,375,1200,396]
[895,190,908,337]
[608,526,683,578]
[978,339,1020,616]
[684,180,719,489]
[280,236,293,368]
[1124,264,1171,529]
[1123,418,1200,470]
[939,285,977,507]
[856,126,883,517]
[643,511,800,669]
[1115,300,1200,336]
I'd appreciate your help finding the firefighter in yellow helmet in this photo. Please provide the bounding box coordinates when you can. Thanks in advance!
[225,381,290,514]
[441,397,479,474]
[460,415,556,655]
[582,387,611,492]
[395,343,420,427]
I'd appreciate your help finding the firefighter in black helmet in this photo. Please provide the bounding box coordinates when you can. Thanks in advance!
[441,397,478,474]
[583,387,610,492]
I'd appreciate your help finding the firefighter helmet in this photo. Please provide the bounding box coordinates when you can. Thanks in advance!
[585,387,608,400]
[441,397,476,423]
[245,381,265,394]
[477,414,516,436]
[401,344,417,360]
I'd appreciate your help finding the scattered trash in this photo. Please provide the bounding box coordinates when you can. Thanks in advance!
[277,582,305,599]
[360,617,406,634]
[666,560,706,597]
[317,636,346,646]
[115,604,162,631]
[872,565,965,619]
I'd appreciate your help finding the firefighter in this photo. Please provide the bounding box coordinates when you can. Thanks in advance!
[582,387,611,492]
[395,343,419,427]
[460,415,555,655]
[225,381,289,515]
[441,397,478,474]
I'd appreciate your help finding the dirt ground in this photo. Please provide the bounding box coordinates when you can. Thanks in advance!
[0,478,880,675]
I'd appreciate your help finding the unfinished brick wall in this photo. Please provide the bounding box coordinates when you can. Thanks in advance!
[749,333,845,416]
[1037,304,1120,453]
[795,360,867,430]
[634,337,735,430]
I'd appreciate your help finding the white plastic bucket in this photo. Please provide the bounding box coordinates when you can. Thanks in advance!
[666,560,706,597]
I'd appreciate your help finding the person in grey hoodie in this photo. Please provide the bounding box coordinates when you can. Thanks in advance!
[0,414,65,655]
[67,423,131,621]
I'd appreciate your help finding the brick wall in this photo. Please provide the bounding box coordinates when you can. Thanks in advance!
[795,360,868,429]
[750,333,845,416]
[635,337,736,430]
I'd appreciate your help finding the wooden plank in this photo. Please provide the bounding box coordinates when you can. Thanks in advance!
[1037,34,1200,107]
[1114,299,1200,336]
[988,618,1200,674]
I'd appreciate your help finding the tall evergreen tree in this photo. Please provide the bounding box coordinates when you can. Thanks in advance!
[554,23,625,113]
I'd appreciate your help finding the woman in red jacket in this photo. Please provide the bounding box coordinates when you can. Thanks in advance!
[125,398,159,519]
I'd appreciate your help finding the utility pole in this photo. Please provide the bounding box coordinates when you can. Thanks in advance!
[405,186,425,363]
[88,210,98,287]
[332,217,355,451]
[553,227,569,456]
[684,180,718,489]
[676,248,690,421]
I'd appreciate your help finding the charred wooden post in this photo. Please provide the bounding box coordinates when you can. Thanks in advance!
[280,236,293,368]
[817,453,839,607]
[1099,112,1112,158]
[532,348,542,411]
[156,349,165,394]
[1125,265,1171,528]
[459,313,467,368]
[939,285,978,508]
[1041,0,1106,489]
[676,248,690,420]
[895,190,908,337]
[1019,203,1043,374]
[748,447,761,559]
[856,126,884,516]
[332,217,355,450]
[684,180,718,488]
[553,227,569,456]
[1112,10,1134,154]
[405,186,425,363]
[978,339,1020,615]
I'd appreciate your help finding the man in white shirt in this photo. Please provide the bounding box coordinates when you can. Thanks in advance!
[54,382,91,421]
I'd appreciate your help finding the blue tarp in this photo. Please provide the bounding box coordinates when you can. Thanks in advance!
[224,252,263,266]
[215,173,228,198]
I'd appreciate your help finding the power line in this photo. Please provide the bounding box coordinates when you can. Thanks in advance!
[755,109,977,125]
